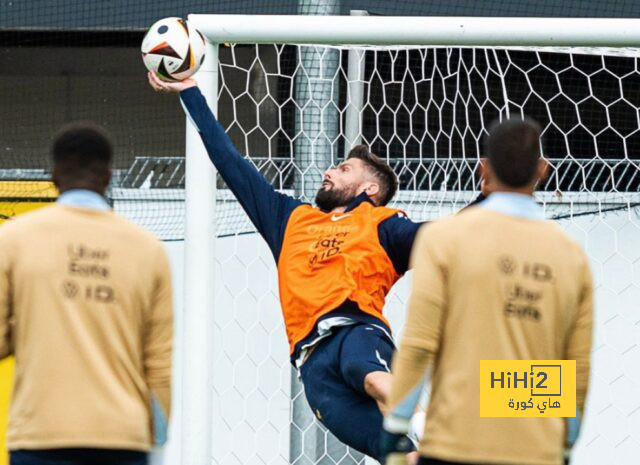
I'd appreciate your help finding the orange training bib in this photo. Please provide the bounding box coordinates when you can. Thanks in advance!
[278,202,402,353]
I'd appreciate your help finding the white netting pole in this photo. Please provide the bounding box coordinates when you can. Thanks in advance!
[344,10,368,155]
[293,6,341,201]
[182,40,218,465]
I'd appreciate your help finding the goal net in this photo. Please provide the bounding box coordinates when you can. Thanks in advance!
[192,40,640,465]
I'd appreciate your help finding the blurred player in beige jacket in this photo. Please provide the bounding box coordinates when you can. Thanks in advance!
[381,118,593,465]
[0,123,173,465]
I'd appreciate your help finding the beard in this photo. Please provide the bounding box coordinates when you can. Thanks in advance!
[315,183,359,212]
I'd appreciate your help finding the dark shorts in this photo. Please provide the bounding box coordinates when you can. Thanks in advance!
[10,449,148,465]
[299,323,395,458]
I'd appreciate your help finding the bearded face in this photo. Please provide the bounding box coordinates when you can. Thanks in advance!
[315,158,376,211]
[315,181,360,212]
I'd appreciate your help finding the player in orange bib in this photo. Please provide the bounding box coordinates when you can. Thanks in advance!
[149,72,482,460]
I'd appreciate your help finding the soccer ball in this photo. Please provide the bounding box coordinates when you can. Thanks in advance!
[141,17,206,82]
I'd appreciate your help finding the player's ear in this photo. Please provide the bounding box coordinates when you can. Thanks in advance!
[537,158,549,183]
[479,158,493,194]
[363,181,380,200]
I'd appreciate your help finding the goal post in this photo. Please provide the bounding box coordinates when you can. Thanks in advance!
[180,14,640,465]
[181,40,219,465]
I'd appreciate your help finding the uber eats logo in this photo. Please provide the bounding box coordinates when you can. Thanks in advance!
[61,243,115,304]
[480,361,576,417]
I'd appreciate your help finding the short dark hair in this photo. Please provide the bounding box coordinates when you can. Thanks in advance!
[347,145,398,206]
[485,117,542,188]
[51,122,113,175]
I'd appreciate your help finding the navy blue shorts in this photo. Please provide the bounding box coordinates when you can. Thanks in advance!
[299,323,395,458]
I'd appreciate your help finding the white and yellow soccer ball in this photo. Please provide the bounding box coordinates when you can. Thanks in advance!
[141,17,206,82]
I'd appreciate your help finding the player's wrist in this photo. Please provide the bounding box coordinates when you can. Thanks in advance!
[176,79,198,91]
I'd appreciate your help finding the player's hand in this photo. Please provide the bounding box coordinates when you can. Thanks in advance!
[147,71,197,93]
[380,430,415,465]
[564,410,580,464]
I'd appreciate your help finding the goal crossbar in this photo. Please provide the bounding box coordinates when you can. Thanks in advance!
[189,14,640,46]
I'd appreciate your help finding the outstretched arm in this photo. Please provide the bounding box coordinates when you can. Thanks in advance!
[149,72,301,259]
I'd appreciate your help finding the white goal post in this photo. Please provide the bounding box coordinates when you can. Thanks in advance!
[180,15,640,465]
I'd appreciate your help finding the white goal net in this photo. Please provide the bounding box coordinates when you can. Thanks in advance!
[171,41,640,465]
